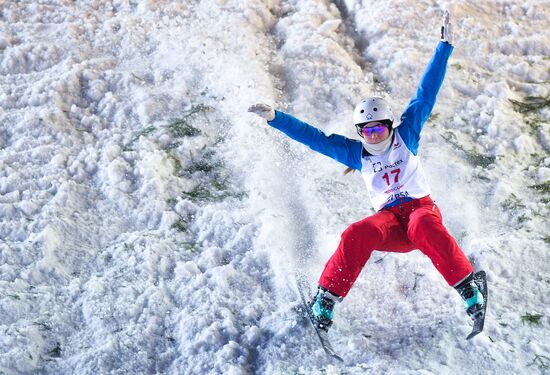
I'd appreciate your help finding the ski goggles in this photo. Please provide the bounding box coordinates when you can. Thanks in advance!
[357,123,389,137]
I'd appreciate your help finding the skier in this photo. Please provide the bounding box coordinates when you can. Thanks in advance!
[248,12,486,335]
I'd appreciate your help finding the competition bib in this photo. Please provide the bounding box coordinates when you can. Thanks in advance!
[360,130,431,211]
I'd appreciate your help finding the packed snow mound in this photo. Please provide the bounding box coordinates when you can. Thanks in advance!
[0,1,548,374]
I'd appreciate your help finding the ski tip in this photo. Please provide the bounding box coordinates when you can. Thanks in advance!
[466,322,485,340]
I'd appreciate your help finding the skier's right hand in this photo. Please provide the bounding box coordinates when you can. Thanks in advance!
[248,103,275,121]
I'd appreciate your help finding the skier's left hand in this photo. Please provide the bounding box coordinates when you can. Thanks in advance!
[441,10,453,45]
[248,103,275,121]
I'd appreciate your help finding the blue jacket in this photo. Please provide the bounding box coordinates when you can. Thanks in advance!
[266,41,453,171]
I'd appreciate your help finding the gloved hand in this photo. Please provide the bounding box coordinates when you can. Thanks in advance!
[441,10,453,45]
[248,103,275,121]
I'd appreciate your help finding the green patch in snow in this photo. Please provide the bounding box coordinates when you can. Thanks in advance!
[171,219,188,233]
[180,148,246,203]
[166,151,183,175]
[166,104,213,138]
[182,241,201,253]
[127,104,213,150]
[451,63,464,70]
[525,118,543,135]
[181,181,245,203]
[528,181,550,194]
[187,158,224,174]
[527,354,549,371]
[517,214,531,223]
[428,112,440,123]
[521,312,544,325]
[125,126,157,149]
[166,118,201,137]
[509,96,550,114]
[501,194,526,210]
[441,132,496,168]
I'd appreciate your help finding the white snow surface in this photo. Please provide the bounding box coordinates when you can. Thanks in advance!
[1,0,549,374]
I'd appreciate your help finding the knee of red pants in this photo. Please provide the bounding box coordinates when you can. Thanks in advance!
[333,220,384,274]
[318,218,386,297]
[342,217,386,245]
[407,207,473,285]
[407,207,443,241]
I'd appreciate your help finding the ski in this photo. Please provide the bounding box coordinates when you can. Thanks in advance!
[466,270,488,340]
[295,276,343,362]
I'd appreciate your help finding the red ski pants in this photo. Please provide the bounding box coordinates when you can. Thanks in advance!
[318,196,473,297]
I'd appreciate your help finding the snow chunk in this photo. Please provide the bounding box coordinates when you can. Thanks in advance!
[318,19,341,35]
[1,43,63,74]
[17,200,39,216]
[174,261,202,280]
[537,167,550,183]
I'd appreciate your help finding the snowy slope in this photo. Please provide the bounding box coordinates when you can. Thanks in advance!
[0,1,549,374]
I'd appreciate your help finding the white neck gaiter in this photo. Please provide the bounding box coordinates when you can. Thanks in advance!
[362,131,394,155]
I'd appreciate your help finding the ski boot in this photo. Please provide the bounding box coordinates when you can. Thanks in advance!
[455,273,485,320]
[310,287,343,332]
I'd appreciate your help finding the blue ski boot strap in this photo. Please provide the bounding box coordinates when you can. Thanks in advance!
[463,287,484,310]
[312,295,334,320]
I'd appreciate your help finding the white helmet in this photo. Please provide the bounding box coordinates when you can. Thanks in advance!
[353,97,395,128]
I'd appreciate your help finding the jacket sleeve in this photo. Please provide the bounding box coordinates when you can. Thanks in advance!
[399,41,454,155]
[266,110,363,171]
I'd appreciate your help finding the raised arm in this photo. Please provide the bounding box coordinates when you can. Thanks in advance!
[248,105,363,171]
[399,11,454,155]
